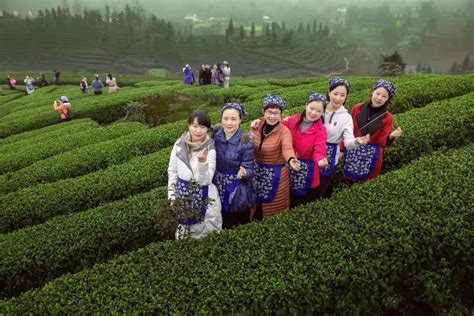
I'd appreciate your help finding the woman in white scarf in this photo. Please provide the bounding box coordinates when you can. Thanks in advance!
[168,110,222,239]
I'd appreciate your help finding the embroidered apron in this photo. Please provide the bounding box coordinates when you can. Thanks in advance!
[254,163,285,203]
[320,142,338,177]
[175,177,208,225]
[343,144,380,181]
[213,168,241,212]
[290,159,314,196]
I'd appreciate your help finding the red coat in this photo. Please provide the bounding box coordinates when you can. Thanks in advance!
[282,114,327,188]
[349,103,394,181]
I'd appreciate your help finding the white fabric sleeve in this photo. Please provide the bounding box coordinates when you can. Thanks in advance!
[342,117,359,150]
[167,144,179,200]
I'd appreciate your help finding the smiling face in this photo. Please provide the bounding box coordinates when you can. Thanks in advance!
[371,87,390,108]
[305,101,325,121]
[263,106,282,126]
[188,117,208,143]
[221,108,241,134]
[328,85,348,109]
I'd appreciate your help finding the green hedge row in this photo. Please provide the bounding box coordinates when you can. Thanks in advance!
[0,86,83,118]
[0,118,97,146]
[384,93,474,170]
[0,86,171,138]
[0,122,187,194]
[0,122,148,175]
[0,186,171,299]
[0,92,472,298]
[1,145,472,314]
[0,147,171,233]
[0,93,23,106]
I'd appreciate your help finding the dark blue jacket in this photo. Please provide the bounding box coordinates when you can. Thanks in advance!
[212,126,255,179]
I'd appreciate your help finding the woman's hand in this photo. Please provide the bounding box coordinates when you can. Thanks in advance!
[356,134,370,145]
[390,126,402,140]
[289,157,301,171]
[197,148,208,163]
[318,158,329,169]
[237,166,247,179]
[250,119,260,129]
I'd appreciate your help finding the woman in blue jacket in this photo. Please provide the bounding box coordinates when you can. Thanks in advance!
[212,102,256,228]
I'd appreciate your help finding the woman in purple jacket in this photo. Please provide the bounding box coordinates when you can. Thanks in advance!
[183,64,195,85]
[212,102,256,228]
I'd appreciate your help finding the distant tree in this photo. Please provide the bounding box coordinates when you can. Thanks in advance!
[312,19,317,34]
[281,21,286,32]
[239,25,245,42]
[271,22,278,46]
[282,29,293,46]
[250,22,256,38]
[378,51,406,76]
[319,22,323,33]
[145,29,150,52]
[297,22,304,35]
[306,22,310,34]
[323,25,329,36]
[51,8,57,23]
[265,24,271,41]
[37,9,44,22]
[226,19,235,37]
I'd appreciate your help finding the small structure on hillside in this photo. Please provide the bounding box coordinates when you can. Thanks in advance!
[184,14,200,23]
[262,16,272,24]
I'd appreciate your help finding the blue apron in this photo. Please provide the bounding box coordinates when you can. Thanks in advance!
[320,142,338,177]
[290,159,315,196]
[254,163,285,203]
[343,144,380,181]
[213,168,241,212]
[175,177,208,225]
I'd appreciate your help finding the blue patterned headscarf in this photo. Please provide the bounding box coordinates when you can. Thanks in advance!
[373,79,397,98]
[328,77,351,92]
[221,102,248,119]
[263,94,286,111]
[307,92,328,105]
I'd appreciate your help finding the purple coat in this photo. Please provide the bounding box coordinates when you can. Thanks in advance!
[183,67,195,85]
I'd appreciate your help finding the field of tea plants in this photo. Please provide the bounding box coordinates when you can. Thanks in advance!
[0,73,473,314]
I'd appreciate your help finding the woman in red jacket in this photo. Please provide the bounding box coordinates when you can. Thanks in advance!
[344,80,402,182]
[282,92,328,208]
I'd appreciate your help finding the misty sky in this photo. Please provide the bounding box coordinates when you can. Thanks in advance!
[2,0,472,19]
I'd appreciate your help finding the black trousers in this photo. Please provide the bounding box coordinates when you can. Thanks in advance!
[290,187,319,209]
[316,173,336,199]
[222,210,250,229]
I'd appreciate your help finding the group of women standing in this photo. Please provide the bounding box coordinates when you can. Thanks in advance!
[167,77,403,239]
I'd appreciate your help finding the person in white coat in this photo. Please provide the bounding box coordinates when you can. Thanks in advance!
[318,77,369,199]
[168,110,222,239]
[221,61,231,88]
